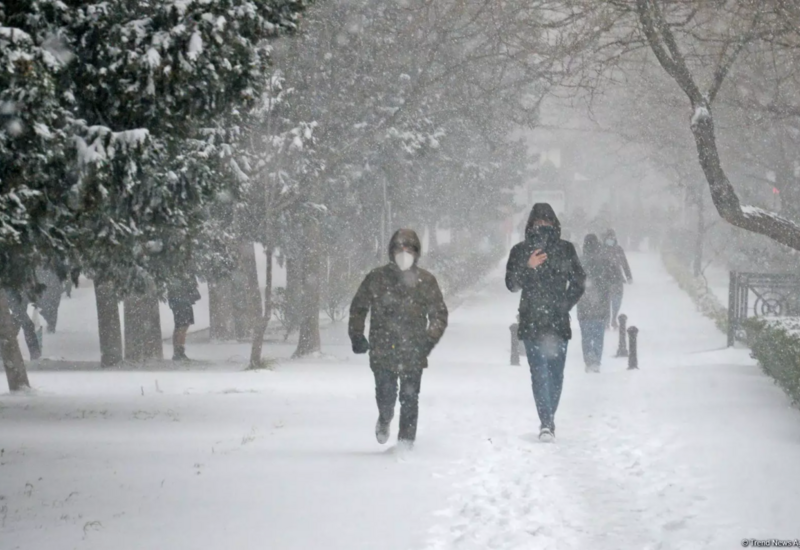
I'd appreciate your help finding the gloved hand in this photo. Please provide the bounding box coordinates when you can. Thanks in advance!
[422,336,438,357]
[352,335,370,354]
[627,278,634,285]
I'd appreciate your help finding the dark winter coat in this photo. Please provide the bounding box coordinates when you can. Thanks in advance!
[602,245,631,286]
[602,230,632,285]
[506,204,586,341]
[349,230,448,371]
[577,252,614,322]
[167,277,201,309]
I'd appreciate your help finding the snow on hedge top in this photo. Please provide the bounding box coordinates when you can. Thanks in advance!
[760,317,800,338]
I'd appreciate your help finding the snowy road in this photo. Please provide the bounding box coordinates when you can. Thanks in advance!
[3,253,800,549]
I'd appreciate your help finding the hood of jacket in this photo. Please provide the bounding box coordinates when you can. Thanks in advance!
[583,233,602,256]
[525,203,562,241]
[388,229,422,261]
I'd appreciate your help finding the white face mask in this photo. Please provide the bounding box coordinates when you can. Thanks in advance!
[606,239,615,246]
[395,251,415,271]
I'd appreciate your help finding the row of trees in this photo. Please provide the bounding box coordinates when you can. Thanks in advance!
[5,0,800,392]
[1,0,558,391]
[1,0,312,390]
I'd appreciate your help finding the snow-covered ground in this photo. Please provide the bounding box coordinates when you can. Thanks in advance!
[3,253,800,550]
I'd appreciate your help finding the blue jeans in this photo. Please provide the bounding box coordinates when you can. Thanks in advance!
[580,320,605,366]
[523,336,568,432]
[610,283,624,325]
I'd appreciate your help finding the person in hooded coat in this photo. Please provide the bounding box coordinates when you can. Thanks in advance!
[348,229,448,449]
[506,203,585,441]
[601,228,633,329]
[578,234,613,372]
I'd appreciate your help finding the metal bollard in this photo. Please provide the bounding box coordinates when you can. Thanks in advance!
[615,314,628,357]
[510,323,520,366]
[627,326,639,370]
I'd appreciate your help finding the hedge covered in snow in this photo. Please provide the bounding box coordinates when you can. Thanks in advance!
[745,318,800,407]
[661,249,728,334]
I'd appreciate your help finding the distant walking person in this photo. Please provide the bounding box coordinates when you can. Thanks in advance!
[349,229,448,450]
[578,234,613,373]
[506,204,585,442]
[167,275,201,362]
[602,228,632,330]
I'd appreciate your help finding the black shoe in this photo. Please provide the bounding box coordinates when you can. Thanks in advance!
[375,418,391,444]
[172,349,190,362]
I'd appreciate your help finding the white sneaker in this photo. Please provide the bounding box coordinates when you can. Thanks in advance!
[539,428,554,442]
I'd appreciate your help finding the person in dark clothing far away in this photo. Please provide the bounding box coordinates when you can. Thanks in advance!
[602,228,633,330]
[506,203,586,442]
[349,229,448,450]
[167,275,201,362]
[578,234,613,373]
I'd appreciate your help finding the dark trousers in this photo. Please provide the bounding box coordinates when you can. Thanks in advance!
[523,336,568,432]
[579,320,605,366]
[609,283,624,326]
[373,367,423,442]
[6,290,41,359]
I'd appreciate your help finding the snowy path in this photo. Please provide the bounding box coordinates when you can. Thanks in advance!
[3,253,800,549]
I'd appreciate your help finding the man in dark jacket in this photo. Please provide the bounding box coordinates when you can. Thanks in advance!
[167,275,201,362]
[602,228,633,329]
[349,229,448,449]
[506,203,585,441]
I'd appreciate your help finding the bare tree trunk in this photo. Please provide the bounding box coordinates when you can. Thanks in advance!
[776,163,800,223]
[95,279,123,368]
[0,290,30,391]
[690,114,800,252]
[693,185,704,278]
[429,222,439,253]
[124,289,163,363]
[232,242,260,340]
[241,241,261,327]
[249,247,274,368]
[294,218,322,357]
[208,278,235,340]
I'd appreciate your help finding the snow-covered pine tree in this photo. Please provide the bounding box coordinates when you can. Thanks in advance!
[60,0,307,364]
[1,0,309,379]
[0,1,76,390]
